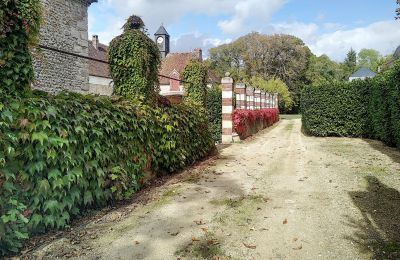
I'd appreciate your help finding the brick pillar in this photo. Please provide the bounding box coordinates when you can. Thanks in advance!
[254,90,261,109]
[235,83,246,109]
[246,86,254,110]
[273,93,279,109]
[267,93,271,108]
[221,74,234,144]
[260,91,266,109]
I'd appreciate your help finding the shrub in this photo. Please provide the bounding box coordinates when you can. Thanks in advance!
[108,15,160,101]
[182,60,208,107]
[301,81,368,137]
[0,91,214,255]
[301,61,400,149]
[233,108,279,139]
[0,0,41,95]
[206,85,222,142]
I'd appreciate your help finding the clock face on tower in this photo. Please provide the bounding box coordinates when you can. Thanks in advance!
[157,37,164,45]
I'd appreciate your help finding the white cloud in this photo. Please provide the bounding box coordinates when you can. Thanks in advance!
[170,33,232,57]
[218,0,286,34]
[310,20,400,61]
[88,1,400,62]
[89,0,287,43]
[262,20,400,61]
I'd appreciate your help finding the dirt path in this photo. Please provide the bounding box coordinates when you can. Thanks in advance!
[27,118,400,260]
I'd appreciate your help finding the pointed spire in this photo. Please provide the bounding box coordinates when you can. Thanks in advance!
[155,24,169,36]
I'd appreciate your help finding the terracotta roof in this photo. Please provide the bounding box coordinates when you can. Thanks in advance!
[158,52,220,85]
[159,53,193,85]
[88,41,111,78]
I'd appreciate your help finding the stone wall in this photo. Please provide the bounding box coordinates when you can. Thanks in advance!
[32,0,90,93]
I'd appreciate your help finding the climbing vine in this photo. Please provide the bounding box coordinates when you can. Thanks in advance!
[182,59,208,107]
[108,15,161,101]
[0,0,42,95]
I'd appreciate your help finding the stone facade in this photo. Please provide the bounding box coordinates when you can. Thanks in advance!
[33,0,95,93]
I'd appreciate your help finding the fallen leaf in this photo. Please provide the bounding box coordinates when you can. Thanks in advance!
[283,218,288,224]
[201,228,208,233]
[293,238,298,242]
[134,241,140,245]
[170,232,179,236]
[208,239,220,245]
[194,220,205,225]
[243,242,257,249]
[191,237,200,242]
[293,244,303,250]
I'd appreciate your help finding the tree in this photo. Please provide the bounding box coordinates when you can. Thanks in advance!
[209,32,311,112]
[358,49,381,71]
[396,0,400,19]
[342,48,357,78]
[108,15,160,101]
[306,54,344,86]
[250,76,293,111]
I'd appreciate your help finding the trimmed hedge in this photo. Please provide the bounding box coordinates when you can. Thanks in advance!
[233,108,279,140]
[301,61,400,149]
[206,85,222,142]
[0,91,214,255]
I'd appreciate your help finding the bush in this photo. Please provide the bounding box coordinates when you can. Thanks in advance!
[233,108,279,140]
[301,81,368,137]
[301,61,400,149]
[108,15,160,101]
[206,86,222,142]
[182,60,208,107]
[0,91,214,255]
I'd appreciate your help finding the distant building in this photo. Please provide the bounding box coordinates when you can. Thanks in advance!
[349,67,376,81]
[88,35,113,95]
[155,25,219,99]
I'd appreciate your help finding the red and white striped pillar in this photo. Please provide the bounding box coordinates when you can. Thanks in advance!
[221,73,234,144]
[246,86,254,110]
[260,91,266,108]
[273,93,279,109]
[266,93,271,108]
[235,83,247,109]
[254,89,261,109]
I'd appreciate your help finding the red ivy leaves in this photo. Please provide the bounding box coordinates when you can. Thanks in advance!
[233,108,279,139]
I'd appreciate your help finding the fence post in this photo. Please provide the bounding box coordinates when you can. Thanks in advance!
[246,86,254,110]
[274,93,279,109]
[235,83,247,109]
[221,73,234,144]
[261,91,266,108]
[254,89,261,109]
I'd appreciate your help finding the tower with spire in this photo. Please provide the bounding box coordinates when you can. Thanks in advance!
[154,24,170,59]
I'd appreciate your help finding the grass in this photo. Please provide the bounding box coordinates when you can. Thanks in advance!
[175,232,230,260]
[280,114,301,120]
[211,195,267,227]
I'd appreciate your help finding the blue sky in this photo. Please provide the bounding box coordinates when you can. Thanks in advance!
[88,0,400,61]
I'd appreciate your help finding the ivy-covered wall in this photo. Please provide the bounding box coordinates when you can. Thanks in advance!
[0,5,215,256]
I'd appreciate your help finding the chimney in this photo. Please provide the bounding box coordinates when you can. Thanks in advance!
[193,48,203,61]
[92,35,99,50]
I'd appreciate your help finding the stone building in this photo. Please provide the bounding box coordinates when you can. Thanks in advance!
[32,0,97,93]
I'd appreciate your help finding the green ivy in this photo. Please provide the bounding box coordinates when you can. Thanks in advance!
[206,85,222,142]
[0,0,41,95]
[108,15,160,101]
[301,61,400,149]
[182,60,208,107]
[0,91,214,255]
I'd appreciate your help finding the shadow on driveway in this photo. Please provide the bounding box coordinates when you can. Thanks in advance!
[346,176,400,259]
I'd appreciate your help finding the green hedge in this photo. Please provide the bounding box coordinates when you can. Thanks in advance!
[301,61,400,149]
[206,86,222,142]
[0,91,214,255]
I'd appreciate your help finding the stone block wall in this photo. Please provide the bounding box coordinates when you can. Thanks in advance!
[32,0,91,93]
